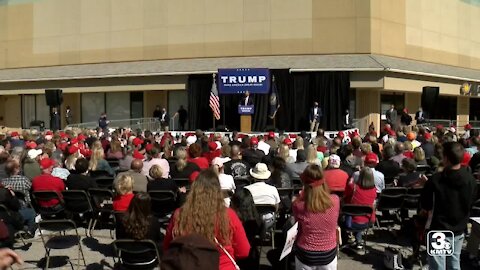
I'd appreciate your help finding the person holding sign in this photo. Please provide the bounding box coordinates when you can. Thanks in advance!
[292,164,340,270]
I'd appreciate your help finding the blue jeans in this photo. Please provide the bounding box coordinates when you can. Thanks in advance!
[345,216,369,243]
[19,207,36,234]
[428,234,464,270]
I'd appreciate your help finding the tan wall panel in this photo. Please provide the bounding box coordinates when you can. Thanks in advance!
[384,76,462,96]
[144,91,168,118]
[457,96,469,128]
[312,18,356,53]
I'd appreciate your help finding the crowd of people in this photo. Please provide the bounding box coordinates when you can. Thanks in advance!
[0,122,479,269]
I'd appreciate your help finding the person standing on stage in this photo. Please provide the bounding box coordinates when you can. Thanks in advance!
[343,109,352,129]
[386,104,397,129]
[153,105,162,119]
[51,107,61,131]
[160,108,169,131]
[309,101,322,132]
[415,107,427,125]
[98,112,109,131]
[240,90,254,106]
[65,106,73,125]
[172,105,188,131]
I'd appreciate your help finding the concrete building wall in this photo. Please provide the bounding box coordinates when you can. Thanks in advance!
[1,0,479,70]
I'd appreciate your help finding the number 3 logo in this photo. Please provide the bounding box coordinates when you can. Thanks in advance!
[431,232,446,249]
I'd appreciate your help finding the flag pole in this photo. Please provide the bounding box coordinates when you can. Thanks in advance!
[212,73,216,130]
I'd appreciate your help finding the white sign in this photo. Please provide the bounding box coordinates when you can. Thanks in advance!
[280,222,298,261]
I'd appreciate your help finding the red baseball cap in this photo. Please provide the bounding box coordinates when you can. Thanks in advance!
[250,137,259,145]
[461,152,471,167]
[283,138,293,145]
[132,137,144,146]
[45,131,53,136]
[145,144,154,152]
[40,158,55,170]
[133,150,144,160]
[70,138,79,145]
[268,131,275,138]
[424,132,432,140]
[10,131,19,137]
[364,153,379,165]
[208,141,218,151]
[77,134,86,141]
[68,146,79,155]
[465,124,472,130]
[25,141,37,149]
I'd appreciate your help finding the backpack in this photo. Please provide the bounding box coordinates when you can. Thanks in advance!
[384,247,404,270]
[161,233,220,270]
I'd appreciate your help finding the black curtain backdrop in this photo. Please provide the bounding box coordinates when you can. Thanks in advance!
[187,71,350,131]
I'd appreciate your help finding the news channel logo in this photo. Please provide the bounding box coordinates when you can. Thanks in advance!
[427,231,454,256]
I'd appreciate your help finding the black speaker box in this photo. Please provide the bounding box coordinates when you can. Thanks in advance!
[45,89,63,107]
[421,86,439,114]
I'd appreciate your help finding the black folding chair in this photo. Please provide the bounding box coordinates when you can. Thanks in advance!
[112,239,161,270]
[416,165,431,175]
[148,191,177,225]
[106,158,120,169]
[32,191,65,219]
[255,204,278,248]
[38,219,86,270]
[0,204,28,246]
[89,170,112,178]
[341,204,374,254]
[61,190,94,236]
[403,187,423,211]
[471,199,480,217]
[94,176,115,190]
[291,177,302,188]
[172,178,190,189]
[376,187,407,227]
[87,188,115,238]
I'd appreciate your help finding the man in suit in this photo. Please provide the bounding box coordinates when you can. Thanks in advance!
[240,91,254,106]
[309,101,322,132]
[386,104,397,128]
[51,107,61,131]
[415,107,427,125]
[160,108,169,131]
[343,109,353,129]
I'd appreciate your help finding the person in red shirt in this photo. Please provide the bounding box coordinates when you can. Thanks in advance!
[31,158,65,208]
[323,154,349,192]
[343,167,377,249]
[293,164,340,269]
[164,169,250,270]
[188,143,209,169]
[113,174,135,211]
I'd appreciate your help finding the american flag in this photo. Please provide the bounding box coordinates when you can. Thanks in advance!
[209,76,221,120]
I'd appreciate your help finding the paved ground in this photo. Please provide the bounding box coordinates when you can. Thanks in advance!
[8,225,478,270]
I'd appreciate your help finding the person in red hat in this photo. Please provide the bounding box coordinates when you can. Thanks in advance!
[352,152,385,193]
[202,141,221,164]
[242,137,265,168]
[463,123,473,140]
[31,158,65,208]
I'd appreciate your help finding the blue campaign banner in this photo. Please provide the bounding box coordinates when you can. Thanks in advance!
[218,68,270,94]
[238,105,255,115]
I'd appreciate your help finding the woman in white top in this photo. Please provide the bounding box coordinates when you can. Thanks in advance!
[212,157,236,206]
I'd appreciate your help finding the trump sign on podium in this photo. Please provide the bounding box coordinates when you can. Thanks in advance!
[218,68,270,94]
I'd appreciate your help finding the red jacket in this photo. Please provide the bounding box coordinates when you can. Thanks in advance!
[203,150,222,164]
[344,182,377,224]
[113,193,134,212]
[188,157,210,170]
[164,208,250,270]
[32,174,65,207]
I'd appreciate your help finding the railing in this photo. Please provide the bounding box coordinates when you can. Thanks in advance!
[66,117,162,131]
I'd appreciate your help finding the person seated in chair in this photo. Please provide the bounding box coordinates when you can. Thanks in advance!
[66,158,97,191]
[343,167,377,249]
[31,158,65,211]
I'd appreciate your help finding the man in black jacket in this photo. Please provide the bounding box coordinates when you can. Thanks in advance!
[420,142,477,269]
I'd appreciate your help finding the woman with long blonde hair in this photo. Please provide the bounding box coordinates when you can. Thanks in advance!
[306,144,322,166]
[88,146,114,175]
[293,164,340,269]
[278,144,294,163]
[164,169,250,270]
